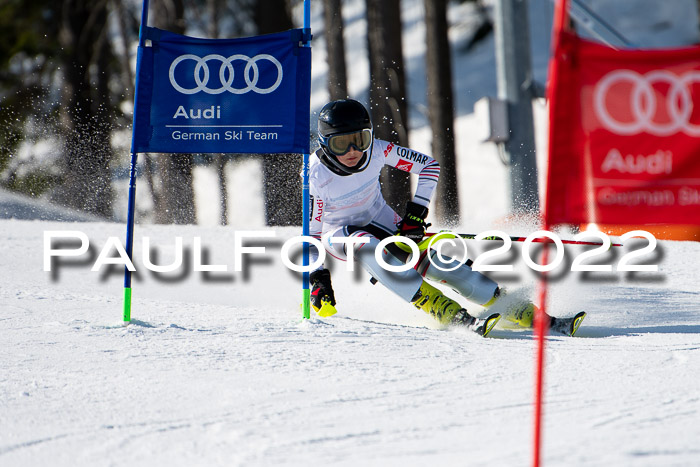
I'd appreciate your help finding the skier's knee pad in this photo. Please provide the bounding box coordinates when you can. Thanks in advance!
[355,236,423,302]
[417,250,498,305]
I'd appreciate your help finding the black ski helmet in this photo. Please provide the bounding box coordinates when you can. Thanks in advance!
[317,99,373,175]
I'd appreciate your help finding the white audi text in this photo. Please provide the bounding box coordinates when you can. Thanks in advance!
[601,148,673,175]
[173,105,221,119]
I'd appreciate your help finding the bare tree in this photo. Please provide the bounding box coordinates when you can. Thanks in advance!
[254,0,302,226]
[150,0,197,224]
[425,0,460,224]
[52,0,115,218]
[113,0,134,100]
[323,0,348,100]
[207,0,229,226]
[365,0,411,215]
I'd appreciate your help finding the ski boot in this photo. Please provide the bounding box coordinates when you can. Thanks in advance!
[412,281,500,337]
[486,288,586,336]
[484,287,535,328]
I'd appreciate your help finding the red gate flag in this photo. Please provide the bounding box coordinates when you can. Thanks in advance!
[545,29,700,226]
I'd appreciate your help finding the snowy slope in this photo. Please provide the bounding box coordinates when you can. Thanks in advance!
[3,0,700,466]
[2,220,700,466]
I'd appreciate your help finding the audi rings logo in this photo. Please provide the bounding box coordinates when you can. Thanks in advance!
[169,54,283,95]
[594,70,700,136]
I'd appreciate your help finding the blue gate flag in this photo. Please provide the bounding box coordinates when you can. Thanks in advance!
[132,27,311,154]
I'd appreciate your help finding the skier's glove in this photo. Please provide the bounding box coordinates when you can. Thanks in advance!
[397,201,430,243]
[310,268,336,313]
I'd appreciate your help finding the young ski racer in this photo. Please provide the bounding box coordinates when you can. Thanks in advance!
[307,99,585,337]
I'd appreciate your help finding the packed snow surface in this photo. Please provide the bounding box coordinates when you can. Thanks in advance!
[2,220,699,466]
[3,0,700,465]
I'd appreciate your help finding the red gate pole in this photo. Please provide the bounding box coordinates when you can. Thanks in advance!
[535,1,571,464]
[533,242,551,467]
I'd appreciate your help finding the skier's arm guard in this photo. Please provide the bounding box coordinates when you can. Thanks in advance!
[310,268,336,309]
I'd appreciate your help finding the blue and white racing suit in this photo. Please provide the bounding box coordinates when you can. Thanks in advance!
[308,138,497,305]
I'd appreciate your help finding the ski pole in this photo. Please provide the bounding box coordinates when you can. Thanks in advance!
[425,231,623,247]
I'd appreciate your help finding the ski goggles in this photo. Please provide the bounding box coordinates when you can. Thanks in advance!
[322,129,373,156]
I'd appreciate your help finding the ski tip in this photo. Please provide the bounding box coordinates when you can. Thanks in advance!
[481,313,501,338]
[569,311,587,337]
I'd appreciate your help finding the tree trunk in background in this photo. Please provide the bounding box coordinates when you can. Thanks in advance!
[366,0,411,215]
[207,0,229,225]
[424,0,460,225]
[323,0,348,100]
[151,0,197,224]
[52,0,114,218]
[255,0,302,226]
[113,0,134,101]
